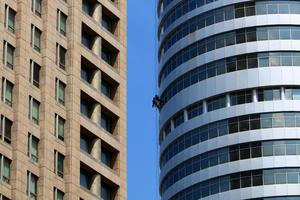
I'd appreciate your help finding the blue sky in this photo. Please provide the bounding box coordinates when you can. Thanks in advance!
[127,0,159,199]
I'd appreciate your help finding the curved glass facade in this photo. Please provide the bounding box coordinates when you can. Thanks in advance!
[157,0,300,199]
[161,140,300,193]
[159,0,300,56]
[171,168,300,200]
[160,26,300,85]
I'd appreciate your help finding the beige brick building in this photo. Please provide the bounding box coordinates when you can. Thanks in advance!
[0,0,127,199]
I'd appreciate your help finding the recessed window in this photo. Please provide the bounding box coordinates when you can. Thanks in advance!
[29,60,41,88]
[57,10,67,36]
[29,96,40,125]
[54,150,64,178]
[82,0,94,16]
[3,41,15,69]
[0,194,10,200]
[101,48,113,66]
[101,182,115,200]
[5,5,16,33]
[27,171,38,200]
[0,155,11,184]
[28,133,39,162]
[53,187,64,200]
[80,127,93,154]
[101,80,112,99]
[102,14,113,33]
[101,112,112,133]
[101,147,113,168]
[80,168,92,190]
[80,93,95,119]
[0,115,12,144]
[258,88,281,101]
[2,78,13,107]
[32,0,41,17]
[31,25,42,52]
[55,114,65,141]
[56,43,67,70]
[55,79,66,106]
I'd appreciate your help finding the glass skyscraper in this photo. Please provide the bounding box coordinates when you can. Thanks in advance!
[157,1,300,199]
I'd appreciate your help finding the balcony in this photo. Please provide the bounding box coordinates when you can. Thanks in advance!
[81,56,119,104]
[81,23,119,71]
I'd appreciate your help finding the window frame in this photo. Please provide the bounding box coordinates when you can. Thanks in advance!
[54,150,64,178]
[1,78,13,107]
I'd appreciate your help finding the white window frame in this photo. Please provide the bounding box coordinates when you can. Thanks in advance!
[55,79,66,106]
[54,150,64,178]
[5,5,15,33]
[55,114,65,141]
[31,25,41,52]
[1,78,13,107]
[27,171,38,200]
[0,194,10,200]
[32,0,41,17]
[54,187,64,200]
[29,60,41,88]
[56,43,66,70]
[57,10,67,36]
[0,155,10,184]
[3,41,14,69]
[29,96,40,125]
[28,133,39,163]
[0,115,12,144]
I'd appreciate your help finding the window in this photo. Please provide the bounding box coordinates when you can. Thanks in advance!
[207,96,227,112]
[54,151,64,178]
[101,80,112,99]
[230,90,252,106]
[81,58,95,84]
[0,195,10,200]
[56,44,67,70]
[82,0,93,16]
[101,182,113,200]
[80,134,91,153]
[2,78,13,107]
[101,148,113,168]
[101,112,112,133]
[80,98,93,118]
[80,168,91,189]
[101,47,115,66]
[28,133,39,162]
[57,10,67,36]
[258,88,281,101]
[5,5,16,33]
[55,114,65,141]
[173,112,184,128]
[3,41,15,69]
[55,79,66,105]
[27,171,38,200]
[32,0,41,17]
[285,88,300,100]
[31,25,41,52]
[29,60,41,88]
[29,96,40,125]
[0,115,12,144]
[102,14,113,33]
[0,155,10,184]
[53,187,64,200]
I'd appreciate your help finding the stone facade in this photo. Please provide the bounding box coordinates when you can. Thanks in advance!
[0,0,126,199]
